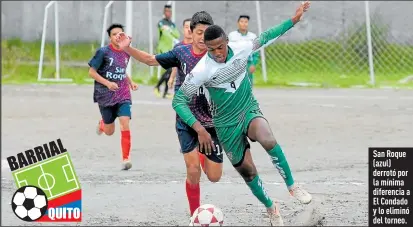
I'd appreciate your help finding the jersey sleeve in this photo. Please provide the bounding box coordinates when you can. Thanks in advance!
[155,49,180,69]
[252,19,294,52]
[172,58,210,127]
[88,48,105,70]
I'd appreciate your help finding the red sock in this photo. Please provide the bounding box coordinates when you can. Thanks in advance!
[185,180,200,216]
[121,130,131,160]
[199,153,206,172]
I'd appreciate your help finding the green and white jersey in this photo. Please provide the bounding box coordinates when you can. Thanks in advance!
[228,30,260,67]
[172,19,294,128]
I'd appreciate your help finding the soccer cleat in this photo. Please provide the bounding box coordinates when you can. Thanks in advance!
[153,89,161,97]
[165,93,174,99]
[267,203,284,226]
[96,120,104,135]
[121,159,132,170]
[289,186,312,204]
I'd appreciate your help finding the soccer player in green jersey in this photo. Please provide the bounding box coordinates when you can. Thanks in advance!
[172,2,312,226]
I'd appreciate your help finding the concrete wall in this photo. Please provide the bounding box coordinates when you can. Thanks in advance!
[2,1,413,47]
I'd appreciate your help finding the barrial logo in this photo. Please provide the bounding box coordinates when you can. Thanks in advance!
[7,139,82,222]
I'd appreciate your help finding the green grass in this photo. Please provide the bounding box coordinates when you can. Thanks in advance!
[1,39,150,85]
[2,38,413,88]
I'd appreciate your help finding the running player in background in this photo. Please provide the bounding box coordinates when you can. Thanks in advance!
[116,12,224,218]
[172,2,311,226]
[88,23,138,171]
[154,4,181,99]
[228,15,260,87]
[168,18,193,91]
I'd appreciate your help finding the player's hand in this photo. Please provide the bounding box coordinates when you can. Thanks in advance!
[293,1,311,23]
[198,128,215,156]
[106,81,119,91]
[116,32,132,49]
[249,65,256,74]
[130,82,139,91]
[162,25,170,31]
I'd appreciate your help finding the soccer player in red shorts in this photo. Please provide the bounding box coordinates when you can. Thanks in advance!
[88,23,138,170]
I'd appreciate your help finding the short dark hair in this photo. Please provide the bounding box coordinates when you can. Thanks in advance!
[190,11,214,31]
[183,18,191,26]
[107,23,124,37]
[164,4,171,9]
[238,15,250,21]
[204,25,226,42]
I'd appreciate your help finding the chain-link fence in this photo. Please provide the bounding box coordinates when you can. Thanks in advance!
[253,1,413,87]
[136,1,413,87]
[2,1,412,86]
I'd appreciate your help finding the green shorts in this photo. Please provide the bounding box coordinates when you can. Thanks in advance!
[215,104,265,167]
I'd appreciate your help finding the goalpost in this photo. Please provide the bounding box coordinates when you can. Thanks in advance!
[151,1,267,82]
[96,1,267,83]
[100,1,133,79]
[38,1,72,82]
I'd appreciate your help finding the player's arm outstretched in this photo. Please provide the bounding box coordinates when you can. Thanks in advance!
[252,1,310,52]
[172,62,215,154]
[116,34,159,66]
[116,33,181,70]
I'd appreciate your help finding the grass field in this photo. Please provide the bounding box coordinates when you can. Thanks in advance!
[2,38,413,88]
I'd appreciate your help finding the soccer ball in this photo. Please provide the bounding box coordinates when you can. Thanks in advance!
[189,204,224,226]
[11,185,48,222]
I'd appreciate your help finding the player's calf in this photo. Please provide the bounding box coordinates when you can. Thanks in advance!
[248,118,312,204]
[119,115,131,170]
[184,151,203,216]
[97,120,115,136]
[234,150,274,208]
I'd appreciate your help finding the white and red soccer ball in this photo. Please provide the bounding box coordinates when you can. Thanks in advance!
[189,204,224,226]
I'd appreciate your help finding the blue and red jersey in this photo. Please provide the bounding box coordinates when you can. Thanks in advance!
[155,44,213,128]
[172,41,190,91]
[88,44,131,107]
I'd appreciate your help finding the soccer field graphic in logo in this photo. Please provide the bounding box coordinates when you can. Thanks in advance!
[7,139,82,222]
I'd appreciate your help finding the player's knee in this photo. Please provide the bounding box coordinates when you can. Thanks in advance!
[260,136,277,151]
[104,127,115,136]
[119,118,130,131]
[186,164,201,183]
[237,166,257,182]
[120,123,130,131]
[206,172,221,183]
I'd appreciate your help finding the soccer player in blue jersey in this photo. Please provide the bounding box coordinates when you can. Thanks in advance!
[88,23,139,171]
[116,12,223,217]
[168,18,193,90]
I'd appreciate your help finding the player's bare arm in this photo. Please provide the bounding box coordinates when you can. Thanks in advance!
[252,1,310,52]
[88,67,118,91]
[126,74,138,91]
[116,33,159,66]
